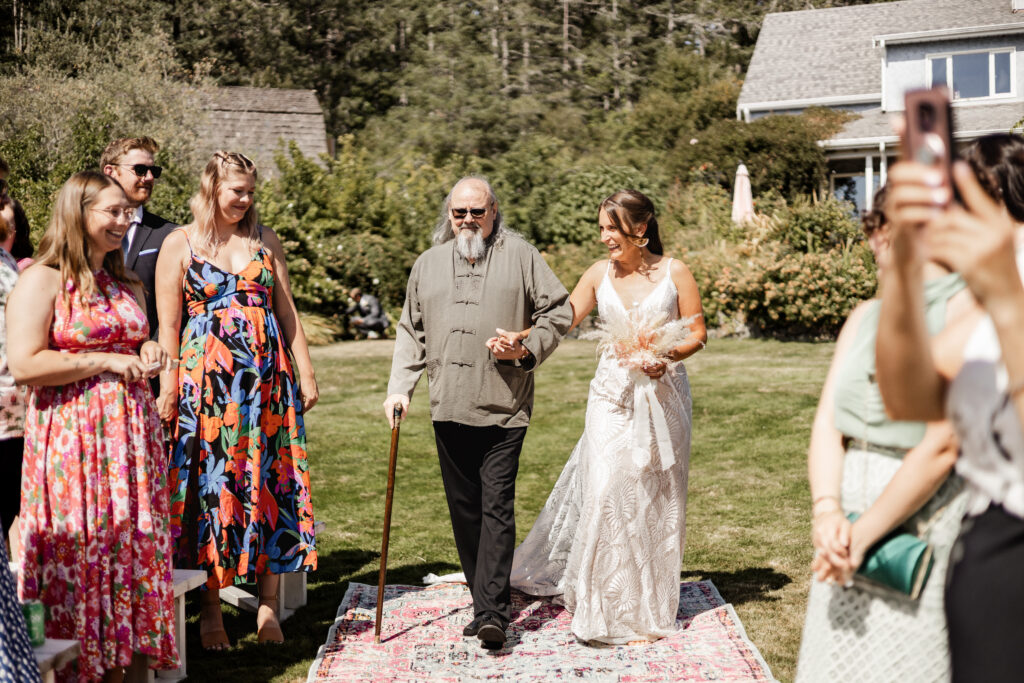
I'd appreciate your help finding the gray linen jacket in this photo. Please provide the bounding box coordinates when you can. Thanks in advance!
[387,233,572,428]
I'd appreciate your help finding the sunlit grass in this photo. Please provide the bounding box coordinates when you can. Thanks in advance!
[181,338,832,683]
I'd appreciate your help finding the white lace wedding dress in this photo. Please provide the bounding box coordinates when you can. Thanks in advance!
[511,260,692,644]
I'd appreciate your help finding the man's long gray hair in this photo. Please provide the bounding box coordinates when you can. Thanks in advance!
[432,176,507,246]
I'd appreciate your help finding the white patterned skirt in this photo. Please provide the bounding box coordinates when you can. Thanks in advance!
[795,447,967,683]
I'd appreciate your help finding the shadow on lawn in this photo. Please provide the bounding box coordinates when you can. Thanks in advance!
[182,547,459,682]
[681,566,793,605]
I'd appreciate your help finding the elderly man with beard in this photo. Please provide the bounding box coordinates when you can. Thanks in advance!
[384,176,572,650]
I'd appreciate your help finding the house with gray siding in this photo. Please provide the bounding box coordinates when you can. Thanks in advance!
[737,0,1024,212]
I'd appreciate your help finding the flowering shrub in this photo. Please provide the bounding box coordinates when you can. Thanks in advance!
[679,189,876,339]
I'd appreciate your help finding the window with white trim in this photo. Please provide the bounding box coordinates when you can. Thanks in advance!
[928,48,1015,101]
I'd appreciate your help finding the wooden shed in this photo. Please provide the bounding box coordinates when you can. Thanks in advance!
[200,86,330,176]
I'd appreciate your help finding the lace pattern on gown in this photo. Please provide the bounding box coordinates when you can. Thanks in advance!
[511,259,692,644]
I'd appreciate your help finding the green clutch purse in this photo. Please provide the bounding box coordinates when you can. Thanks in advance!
[846,513,935,600]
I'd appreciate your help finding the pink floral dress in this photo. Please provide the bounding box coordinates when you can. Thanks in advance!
[18,269,178,682]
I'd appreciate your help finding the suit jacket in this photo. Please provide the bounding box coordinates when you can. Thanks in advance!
[125,208,177,340]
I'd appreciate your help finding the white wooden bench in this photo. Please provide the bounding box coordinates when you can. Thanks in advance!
[35,638,81,683]
[10,562,83,683]
[150,568,207,682]
[219,520,322,621]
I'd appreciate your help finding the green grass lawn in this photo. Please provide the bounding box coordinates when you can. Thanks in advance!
[182,337,833,682]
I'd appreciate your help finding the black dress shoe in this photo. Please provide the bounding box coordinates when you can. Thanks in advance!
[462,615,485,637]
[477,616,506,650]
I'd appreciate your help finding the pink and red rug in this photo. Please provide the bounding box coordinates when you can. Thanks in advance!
[308,581,776,682]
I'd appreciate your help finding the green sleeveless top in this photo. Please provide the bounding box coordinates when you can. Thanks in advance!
[833,272,965,450]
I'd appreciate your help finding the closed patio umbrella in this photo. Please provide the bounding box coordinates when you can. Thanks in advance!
[731,163,755,225]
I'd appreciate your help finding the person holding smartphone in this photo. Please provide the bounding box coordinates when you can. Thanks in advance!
[876,131,1024,682]
[794,182,970,683]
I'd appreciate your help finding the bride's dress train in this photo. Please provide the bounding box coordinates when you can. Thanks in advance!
[511,261,692,644]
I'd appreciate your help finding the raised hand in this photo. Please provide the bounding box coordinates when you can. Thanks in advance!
[926,161,1021,308]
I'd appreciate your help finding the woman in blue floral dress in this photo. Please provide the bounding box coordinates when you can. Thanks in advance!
[155,151,318,649]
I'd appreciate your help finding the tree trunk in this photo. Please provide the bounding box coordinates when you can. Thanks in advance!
[12,0,22,53]
[521,25,530,93]
[611,0,620,103]
[666,0,675,43]
[562,0,570,78]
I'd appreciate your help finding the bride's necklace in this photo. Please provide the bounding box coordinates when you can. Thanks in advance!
[613,254,653,280]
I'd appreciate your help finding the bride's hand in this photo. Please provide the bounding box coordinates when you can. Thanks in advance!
[641,355,670,379]
[487,328,529,361]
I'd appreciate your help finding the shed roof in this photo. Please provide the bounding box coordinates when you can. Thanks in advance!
[738,0,1024,109]
[199,87,329,175]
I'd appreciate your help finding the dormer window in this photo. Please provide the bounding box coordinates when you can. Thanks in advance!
[928,48,1014,100]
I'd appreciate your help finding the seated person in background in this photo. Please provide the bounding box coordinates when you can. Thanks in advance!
[346,286,389,338]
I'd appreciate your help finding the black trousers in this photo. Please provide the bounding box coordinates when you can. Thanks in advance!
[433,421,526,626]
[0,436,24,538]
[946,504,1024,682]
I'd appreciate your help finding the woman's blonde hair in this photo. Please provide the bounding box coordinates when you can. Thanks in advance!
[189,151,261,258]
[0,210,10,244]
[35,171,139,303]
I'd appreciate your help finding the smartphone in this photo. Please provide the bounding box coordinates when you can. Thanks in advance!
[146,359,179,372]
[903,87,958,199]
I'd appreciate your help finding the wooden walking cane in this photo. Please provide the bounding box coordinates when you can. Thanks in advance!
[375,404,403,643]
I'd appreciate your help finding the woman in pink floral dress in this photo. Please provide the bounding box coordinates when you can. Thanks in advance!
[7,171,178,682]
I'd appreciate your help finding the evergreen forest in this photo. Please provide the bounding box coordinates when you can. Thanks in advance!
[0,0,895,338]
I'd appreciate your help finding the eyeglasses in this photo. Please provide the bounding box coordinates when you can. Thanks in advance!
[90,206,135,221]
[116,163,163,179]
[451,207,488,219]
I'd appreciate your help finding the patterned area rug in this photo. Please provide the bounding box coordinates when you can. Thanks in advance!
[308,581,776,682]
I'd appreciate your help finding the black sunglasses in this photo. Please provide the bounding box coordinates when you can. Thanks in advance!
[451,207,488,219]
[117,163,163,179]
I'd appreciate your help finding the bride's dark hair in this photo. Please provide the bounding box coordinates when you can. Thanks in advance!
[599,190,663,255]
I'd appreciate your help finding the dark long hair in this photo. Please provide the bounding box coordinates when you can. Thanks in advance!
[10,200,33,260]
[599,189,663,255]
[963,133,1024,222]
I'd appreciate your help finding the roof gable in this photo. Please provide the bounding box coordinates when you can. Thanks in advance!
[199,86,329,176]
[738,0,1024,109]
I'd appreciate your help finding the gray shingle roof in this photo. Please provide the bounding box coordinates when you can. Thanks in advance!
[738,0,1024,108]
[823,102,1024,148]
[198,87,329,176]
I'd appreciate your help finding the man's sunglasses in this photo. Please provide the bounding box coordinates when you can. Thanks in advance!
[451,207,488,219]
[116,163,163,179]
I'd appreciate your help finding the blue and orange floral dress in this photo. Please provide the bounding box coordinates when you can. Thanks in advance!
[168,230,317,589]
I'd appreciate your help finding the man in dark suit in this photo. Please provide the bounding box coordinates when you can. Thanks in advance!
[101,137,177,339]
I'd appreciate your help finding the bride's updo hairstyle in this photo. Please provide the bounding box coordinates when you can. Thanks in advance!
[599,189,663,256]
[962,133,1024,222]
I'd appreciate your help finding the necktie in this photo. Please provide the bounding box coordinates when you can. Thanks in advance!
[122,223,135,263]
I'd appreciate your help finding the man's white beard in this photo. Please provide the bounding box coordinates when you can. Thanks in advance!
[455,228,488,261]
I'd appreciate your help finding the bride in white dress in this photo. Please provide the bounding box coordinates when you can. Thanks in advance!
[508,190,706,644]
